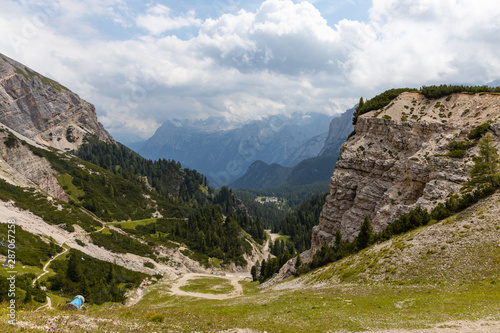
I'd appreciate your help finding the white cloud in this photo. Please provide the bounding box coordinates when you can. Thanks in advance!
[349,0,500,88]
[1,0,500,143]
[136,4,201,35]
[197,0,342,74]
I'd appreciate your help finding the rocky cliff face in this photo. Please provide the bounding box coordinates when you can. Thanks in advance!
[318,106,355,157]
[311,92,500,253]
[0,53,113,150]
[0,127,69,201]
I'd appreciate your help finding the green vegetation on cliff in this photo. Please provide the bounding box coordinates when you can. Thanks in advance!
[353,85,500,125]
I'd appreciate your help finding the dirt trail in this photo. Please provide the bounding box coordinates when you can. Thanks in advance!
[35,296,52,312]
[262,230,281,260]
[169,273,249,300]
[32,246,69,286]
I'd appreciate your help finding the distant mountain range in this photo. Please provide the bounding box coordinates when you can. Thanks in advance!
[229,107,355,190]
[130,113,334,186]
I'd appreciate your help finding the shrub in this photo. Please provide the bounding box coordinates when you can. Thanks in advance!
[4,134,17,148]
[468,123,490,140]
[147,312,164,322]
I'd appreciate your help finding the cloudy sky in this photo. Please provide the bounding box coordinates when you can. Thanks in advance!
[1,0,500,143]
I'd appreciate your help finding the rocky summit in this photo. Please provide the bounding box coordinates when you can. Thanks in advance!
[312,92,500,252]
[0,53,113,151]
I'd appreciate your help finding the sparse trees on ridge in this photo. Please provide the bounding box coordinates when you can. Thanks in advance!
[469,133,500,187]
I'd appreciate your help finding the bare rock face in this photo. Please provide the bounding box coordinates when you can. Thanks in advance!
[0,129,69,201]
[311,92,500,254]
[318,106,355,157]
[0,53,113,150]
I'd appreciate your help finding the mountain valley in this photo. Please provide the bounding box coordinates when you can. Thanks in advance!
[0,53,499,333]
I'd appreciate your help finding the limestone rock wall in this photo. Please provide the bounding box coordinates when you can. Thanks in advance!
[0,129,69,201]
[311,92,500,253]
[0,53,113,151]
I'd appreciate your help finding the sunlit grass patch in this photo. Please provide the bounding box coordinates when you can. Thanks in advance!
[109,218,157,229]
[180,277,235,295]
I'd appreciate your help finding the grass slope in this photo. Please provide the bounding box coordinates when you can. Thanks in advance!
[4,191,500,332]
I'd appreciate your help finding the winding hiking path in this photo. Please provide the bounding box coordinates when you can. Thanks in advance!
[169,273,248,300]
[33,246,68,312]
[32,246,68,287]
[35,296,52,312]
[262,230,281,260]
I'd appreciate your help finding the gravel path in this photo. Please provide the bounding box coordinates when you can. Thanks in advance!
[262,230,281,260]
[32,246,69,286]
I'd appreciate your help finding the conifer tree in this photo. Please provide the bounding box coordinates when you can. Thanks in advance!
[470,133,500,186]
[251,265,258,281]
[358,97,364,109]
[334,230,342,251]
[23,286,32,303]
[79,276,91,300]
[357,216,373,250]
[295,253,302,270]
[67,251,83,283]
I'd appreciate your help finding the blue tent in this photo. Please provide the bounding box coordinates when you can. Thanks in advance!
[65,295,85,310]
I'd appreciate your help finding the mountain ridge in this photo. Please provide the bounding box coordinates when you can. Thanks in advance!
[0,53,113,151]
[133,112,332,185]
[229,106,354,190]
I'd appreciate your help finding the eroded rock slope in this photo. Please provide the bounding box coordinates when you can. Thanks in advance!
[0,53,113,151]
[312,92,500,253]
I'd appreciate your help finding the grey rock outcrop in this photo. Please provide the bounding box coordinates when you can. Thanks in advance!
[318,106,355,157]
[0,127,69,201]
[311,92,500,254]
[0,53,113,150]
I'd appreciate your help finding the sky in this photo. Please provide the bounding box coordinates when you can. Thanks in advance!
[1,0,500,143]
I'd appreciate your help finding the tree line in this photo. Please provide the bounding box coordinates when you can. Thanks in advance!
[276,193,327,253]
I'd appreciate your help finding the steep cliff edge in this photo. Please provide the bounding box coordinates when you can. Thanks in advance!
[318,106,355,157]
[312,92,500,253]
[0,53,113,150]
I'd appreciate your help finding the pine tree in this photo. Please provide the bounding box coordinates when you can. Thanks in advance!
[295,253,302,270]
[470,133,500,186]
[357,216,373,250]
[23,286,32,303]
[358,97,364,109]
[67,251,83,283]
[251,265,258,281]
[79,276,91,300]
[334,230,342,251]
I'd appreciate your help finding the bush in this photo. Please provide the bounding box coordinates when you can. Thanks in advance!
[90,230,155,258]
[468,123,490,140]
[421,84,500,99]
[47,249,147,305]
[147,312,164,322]
[4,134,17,148]
[447,140,475,158]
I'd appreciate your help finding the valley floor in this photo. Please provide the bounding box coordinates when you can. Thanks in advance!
[2,183,500,333]
[2,276,498,332]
